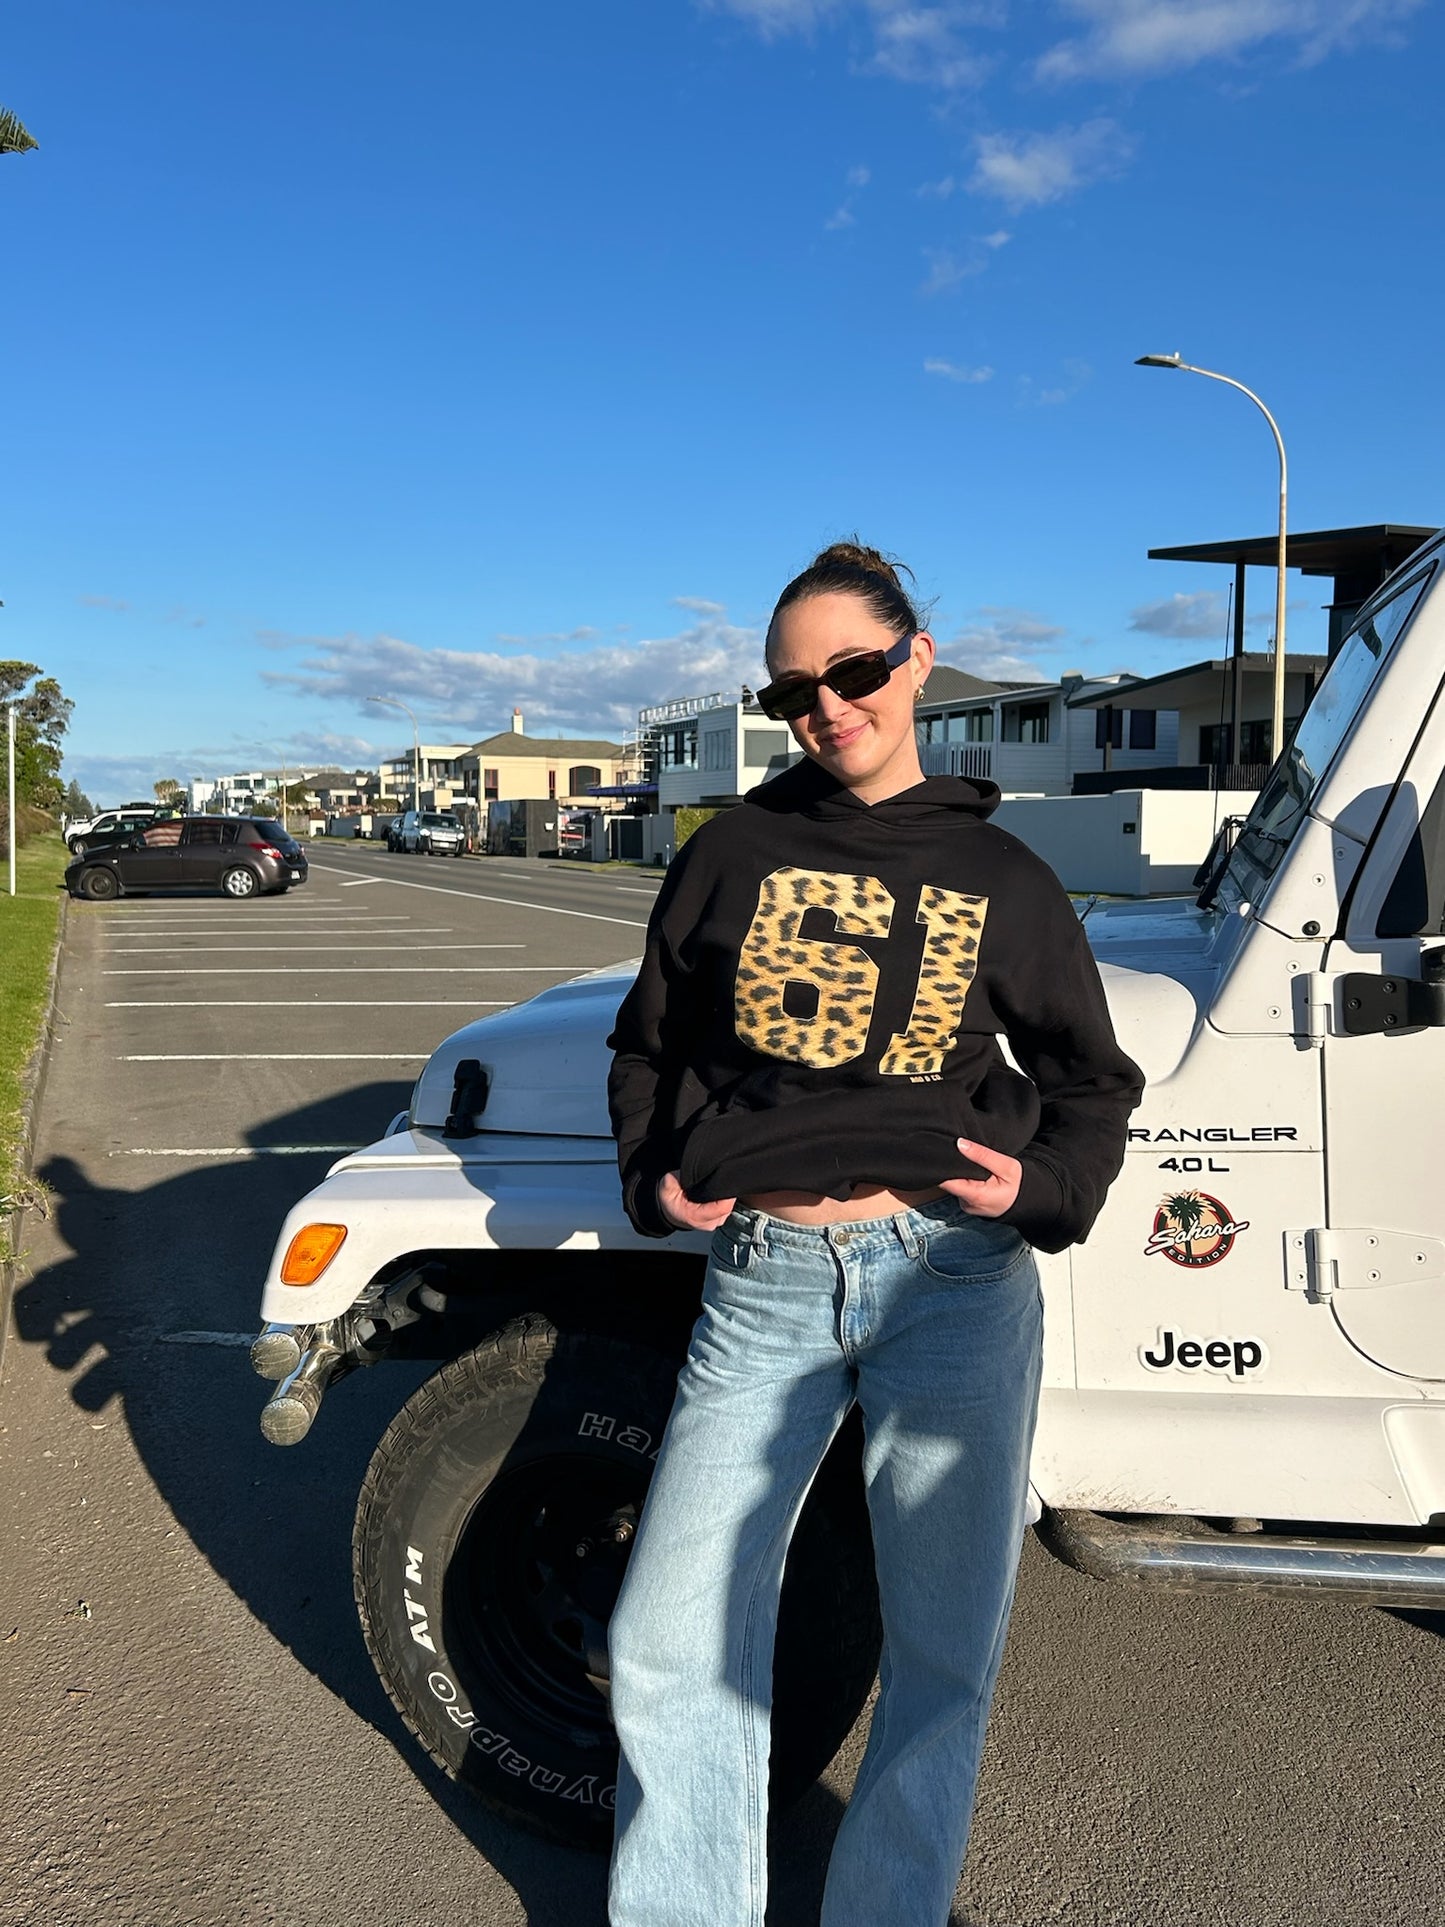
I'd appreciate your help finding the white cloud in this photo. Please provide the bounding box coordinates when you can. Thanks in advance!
[1016,358,1093,405]
[705,0,994,87]
[935,607,1064,680]
[1128,589,1232,638]
[64,730,389,806]
[78,593,131,613]
[924,357,995,383]
[981,228,1011,247]
[967,118,1135,208]
[1037,0,1424,81]
[866,6,990,86]
[919,243,993,293]
[259,611,767,740]
[825,162,872,229]
[703,0,840,36]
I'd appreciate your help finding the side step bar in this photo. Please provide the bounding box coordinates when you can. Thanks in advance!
[1039,1508,1445,1610]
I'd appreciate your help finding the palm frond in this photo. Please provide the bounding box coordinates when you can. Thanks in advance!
[0,108,38,156]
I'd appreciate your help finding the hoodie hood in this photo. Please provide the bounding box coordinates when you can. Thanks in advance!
[744,754,1000,825]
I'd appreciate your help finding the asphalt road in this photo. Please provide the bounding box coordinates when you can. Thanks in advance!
[2,843,1444,1927]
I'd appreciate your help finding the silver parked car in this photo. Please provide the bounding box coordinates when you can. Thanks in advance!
[399,809,465,856]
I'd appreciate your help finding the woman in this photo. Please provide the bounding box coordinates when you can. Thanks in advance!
[605,542,1143,1927]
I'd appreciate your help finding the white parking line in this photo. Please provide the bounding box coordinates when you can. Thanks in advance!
[308,861,648,929]
[108,928,454,936]
[120,1052,428,1061]
[159,1330,259,1348]
[107,943,521,954]
[103,912,411,920]
[104,965,575,975]
[106,999,513,1008]
[339,878,382,888]
[109,1145,361,1157]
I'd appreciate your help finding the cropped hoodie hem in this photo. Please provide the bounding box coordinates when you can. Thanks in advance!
[607,757,1143,1250]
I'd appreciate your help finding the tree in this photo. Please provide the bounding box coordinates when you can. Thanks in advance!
[62,778,94,819]
[0,108,38,156]
[0,661,74,811]
[153,778,185,804]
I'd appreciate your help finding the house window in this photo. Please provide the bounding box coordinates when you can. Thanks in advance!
[660,726,696,769]
[1094,708,1124,750]
[743,729,789,767]
[1004,701,1051,744]
[548,769,557,799]
[1128,709,1157,751]
[1240,719,1273,764]
[568,765,602,795]
[701,730,733,772]
[1199,723,1233,767]
[965,710,993,743]
[483,767,499,800]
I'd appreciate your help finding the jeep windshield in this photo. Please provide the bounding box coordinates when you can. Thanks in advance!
[420,813,458,828]
[1201,558,1437,913]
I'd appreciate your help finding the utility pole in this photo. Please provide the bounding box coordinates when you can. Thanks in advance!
[6,700,15,898]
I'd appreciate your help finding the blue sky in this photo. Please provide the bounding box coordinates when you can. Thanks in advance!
[7,0,1441,801]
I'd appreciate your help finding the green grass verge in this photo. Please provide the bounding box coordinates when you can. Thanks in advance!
[0,835,67,1257]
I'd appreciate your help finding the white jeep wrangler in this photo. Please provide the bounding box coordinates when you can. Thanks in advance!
[252,532,1445,1847]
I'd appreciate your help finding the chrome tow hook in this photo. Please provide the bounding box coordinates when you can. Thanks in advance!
[250,1323,313,1381]
[259,1338,344,1446]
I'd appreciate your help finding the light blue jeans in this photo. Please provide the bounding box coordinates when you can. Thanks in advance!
[607,1196,1043,1927]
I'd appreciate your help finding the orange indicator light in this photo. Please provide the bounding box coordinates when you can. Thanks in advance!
[279,1222,348,1286]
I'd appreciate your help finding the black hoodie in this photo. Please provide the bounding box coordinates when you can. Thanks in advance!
[607,757,1143,1251]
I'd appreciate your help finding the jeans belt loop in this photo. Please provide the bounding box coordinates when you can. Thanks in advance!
[893,1210,922,1259]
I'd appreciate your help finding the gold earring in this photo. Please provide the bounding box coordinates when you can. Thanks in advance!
[913,686,924,704]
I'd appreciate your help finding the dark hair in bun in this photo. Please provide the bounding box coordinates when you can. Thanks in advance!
[766,539,921,655]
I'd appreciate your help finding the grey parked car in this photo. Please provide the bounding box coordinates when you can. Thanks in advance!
[398,809,465,855]
[65,816,309,900]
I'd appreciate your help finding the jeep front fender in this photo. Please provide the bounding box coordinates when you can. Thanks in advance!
[259,1129,708,1322]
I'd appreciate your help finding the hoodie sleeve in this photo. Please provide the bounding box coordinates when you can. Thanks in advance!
[990,853,1144,1252]
[606,840,709,1238]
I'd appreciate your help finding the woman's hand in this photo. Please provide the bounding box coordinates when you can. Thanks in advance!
[658,1170,738,1232]
[938,1138,1022,1219]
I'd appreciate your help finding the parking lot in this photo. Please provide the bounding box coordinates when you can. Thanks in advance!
[4,845,1445,1926]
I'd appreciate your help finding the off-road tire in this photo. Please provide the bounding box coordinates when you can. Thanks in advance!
[354,1316,881,1850]
[81,867,119,900]
[220,865,259,899]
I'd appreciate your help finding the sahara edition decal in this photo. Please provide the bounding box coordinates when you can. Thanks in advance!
[1140,1328,1267,1379]
[1145,1189,1251,1267]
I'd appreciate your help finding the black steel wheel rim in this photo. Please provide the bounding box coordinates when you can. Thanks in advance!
[445,1453,644,1744]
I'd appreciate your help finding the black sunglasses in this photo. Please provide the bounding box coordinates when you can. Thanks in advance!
[755,633,916,722]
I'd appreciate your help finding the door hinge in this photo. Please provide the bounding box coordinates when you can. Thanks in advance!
[1285,1227,1445,1299]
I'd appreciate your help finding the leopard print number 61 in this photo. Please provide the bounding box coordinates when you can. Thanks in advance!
[733,866,989,1075]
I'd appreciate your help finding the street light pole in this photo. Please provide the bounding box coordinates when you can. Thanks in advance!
[367,694,421,811]
[6,700,15,899]
[1136,352,1289,767]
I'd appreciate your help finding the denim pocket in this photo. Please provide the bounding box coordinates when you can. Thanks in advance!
[709,1222,756,1274]
[915,1215,1027,1285]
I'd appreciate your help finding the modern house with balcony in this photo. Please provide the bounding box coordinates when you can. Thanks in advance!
[916,665,1178,796]
[639,691,803,811]
[376,744,474,812]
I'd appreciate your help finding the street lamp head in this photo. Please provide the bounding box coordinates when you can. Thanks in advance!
[1135,352,1186,370]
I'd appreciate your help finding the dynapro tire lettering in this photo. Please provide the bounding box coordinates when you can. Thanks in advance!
[426,1669,616,1807]
[1140,1328,1267,1379]
[402,1544,435,1653]
[578,1412,656,1457]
